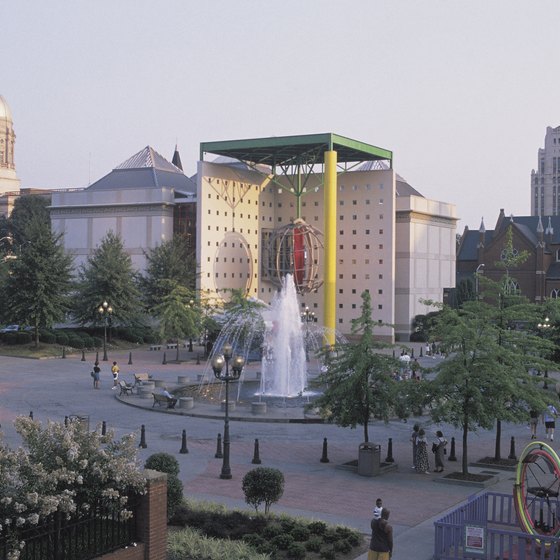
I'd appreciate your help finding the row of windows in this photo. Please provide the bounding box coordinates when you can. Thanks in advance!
[208,209,258,219]
[207,257,258,264]
[207,241,259,249]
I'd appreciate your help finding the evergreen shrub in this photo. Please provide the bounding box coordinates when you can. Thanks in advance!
[55,332,69,345]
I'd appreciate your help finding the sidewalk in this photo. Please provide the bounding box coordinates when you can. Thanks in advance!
[0,345,547,560]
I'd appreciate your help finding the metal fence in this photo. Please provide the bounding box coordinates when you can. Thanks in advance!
[0,498,139,560]
[434,491,560,559]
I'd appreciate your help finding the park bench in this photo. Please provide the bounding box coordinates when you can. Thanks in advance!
[152,393,177,409]
[118,380,134,396]
[134,373,152,386]
[149,344,162,351]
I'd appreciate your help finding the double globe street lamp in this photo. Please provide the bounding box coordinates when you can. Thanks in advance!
[98,301,113,362]
[212,343,245,479]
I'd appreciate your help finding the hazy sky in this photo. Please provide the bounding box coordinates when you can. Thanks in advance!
[2,0,559,230]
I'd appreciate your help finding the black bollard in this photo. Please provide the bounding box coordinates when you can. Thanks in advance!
[252,438,262,464]
[420,346,423,357]
[101,420,107,436]
[448,437,457,461]
[508,436,517,461]
[196,353,200,365]
[139,425,147,449]
[62,346,66,359]
[411,348,415,359]
[64,415,69,427]
[392,349,395,358]
[29,411,33,420]
[179,430,189,454]
[162,352,167,365]
[385,437,394,463]
[95,351,99,364]
[128,352,133,365]
[215,433,223,458]
[81,349,86,362]
[320,437,330,463]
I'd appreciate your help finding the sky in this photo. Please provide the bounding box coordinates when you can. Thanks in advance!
[2,0,560,231]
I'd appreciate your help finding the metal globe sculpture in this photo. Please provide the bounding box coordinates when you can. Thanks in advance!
[265,219,323,294]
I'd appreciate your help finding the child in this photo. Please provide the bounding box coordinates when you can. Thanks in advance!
[373,498,383,519]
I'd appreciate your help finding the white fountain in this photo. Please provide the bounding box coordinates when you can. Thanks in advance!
[260,274,307,397]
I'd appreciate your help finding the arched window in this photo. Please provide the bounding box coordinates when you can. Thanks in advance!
[551,289,560,299]
[503,277,520,295]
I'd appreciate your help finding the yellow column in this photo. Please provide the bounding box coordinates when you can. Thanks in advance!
[323,150,337,345]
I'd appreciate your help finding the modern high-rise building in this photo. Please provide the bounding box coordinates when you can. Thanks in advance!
[531,125,560,216]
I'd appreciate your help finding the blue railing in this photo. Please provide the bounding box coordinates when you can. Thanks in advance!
[434,491,560,559]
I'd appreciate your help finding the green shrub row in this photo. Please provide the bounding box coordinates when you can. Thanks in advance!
[171,501,364,560]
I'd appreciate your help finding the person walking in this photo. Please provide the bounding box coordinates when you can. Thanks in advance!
[416,428,430,474]
[543,404,558,441]
[368,508,393,560]
[373,498,383,520]
[433,430,447,473]
[529,409,539,440]
[111,361,120,389]
[410,424,420,469]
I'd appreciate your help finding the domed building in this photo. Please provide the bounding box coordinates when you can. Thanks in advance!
[0,95,21,194]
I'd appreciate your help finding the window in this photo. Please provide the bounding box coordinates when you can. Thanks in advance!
[379,199,384,205]
[378,304,382,309]
[551,289,560,298]
[352,200,357,205]
[379,274,383,279]
[365,229,370,235]
[379,244,383,250]
[352,215,357,220]
[379,259,383,264]
[378,289,383,294]
[352,245,356,250]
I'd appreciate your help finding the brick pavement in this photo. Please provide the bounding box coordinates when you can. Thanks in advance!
[0,345,553,560]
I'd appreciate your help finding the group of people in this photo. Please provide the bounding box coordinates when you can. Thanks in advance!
[90,361,120,389]
[368,498,393,559]
[410,424,447,474]
[529,403,559,441]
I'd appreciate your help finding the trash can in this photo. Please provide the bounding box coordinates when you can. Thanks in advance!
[358,442,381,476]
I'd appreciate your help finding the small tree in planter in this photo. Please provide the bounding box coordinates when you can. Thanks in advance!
[242,467,284,514]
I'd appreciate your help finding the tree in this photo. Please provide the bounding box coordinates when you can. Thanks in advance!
[313,291,398,443]
[428,298,548,474]
[8,195,51,245]
[242,467,285,514]
[4,218,74,345]
[73,231,143,328]
[152,283,200,361]
[140,235,197,310]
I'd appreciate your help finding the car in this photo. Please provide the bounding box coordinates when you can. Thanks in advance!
[0,324,20,333]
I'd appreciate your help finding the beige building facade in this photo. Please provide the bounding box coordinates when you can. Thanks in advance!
[0,95,21,212]
[531,125,560,216]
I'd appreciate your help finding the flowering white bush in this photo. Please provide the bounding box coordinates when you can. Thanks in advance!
[0,416,147,558]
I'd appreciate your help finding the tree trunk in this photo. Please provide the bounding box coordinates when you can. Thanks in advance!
[462,419,469,475]
[494,419,501,460]
[363,410,369,443]
[176,338,180,362]
[34,325,39,348]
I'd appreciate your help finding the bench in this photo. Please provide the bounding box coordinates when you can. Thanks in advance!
[118,380,134,396]
[134,373,152,386]
[149,344,162,351]
[152,393,177,409]
[166,343,178,350]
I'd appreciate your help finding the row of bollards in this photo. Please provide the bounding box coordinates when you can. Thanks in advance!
[68,349,134,365]
[48,413,518,469]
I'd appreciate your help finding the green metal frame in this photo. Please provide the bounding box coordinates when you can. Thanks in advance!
[200,133,393,218]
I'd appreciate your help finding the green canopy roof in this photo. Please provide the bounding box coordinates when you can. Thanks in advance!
[200,133,392,168]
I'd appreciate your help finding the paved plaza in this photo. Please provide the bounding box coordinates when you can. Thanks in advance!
[0,345,549,560]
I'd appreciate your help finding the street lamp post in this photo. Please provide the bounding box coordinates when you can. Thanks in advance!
[538,317,551,389]
[301,306,315,362]
[98,301,113,362]
[212,343,245,479]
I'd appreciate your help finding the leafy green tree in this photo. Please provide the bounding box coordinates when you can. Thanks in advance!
[4,219,74,345]
[73,231,143,328]
[428,298,548,474]
[8,195,51,245]
[141,235,197,310]
[313,291,398,443]
[153,283,200,361]
[242,467,285,514]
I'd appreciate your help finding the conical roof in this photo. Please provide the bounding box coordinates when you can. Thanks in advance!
[115,146,182,173]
